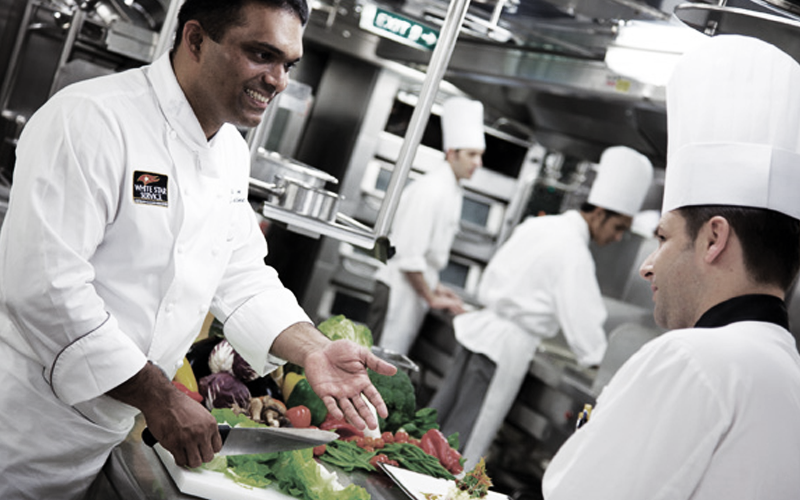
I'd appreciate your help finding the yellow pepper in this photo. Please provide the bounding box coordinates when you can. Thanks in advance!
[282,372,305,401]
[173,357,198,393]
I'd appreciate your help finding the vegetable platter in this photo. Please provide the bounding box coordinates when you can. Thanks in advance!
[167,315,469,500]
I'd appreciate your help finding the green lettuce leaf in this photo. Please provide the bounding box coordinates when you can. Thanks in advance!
[317,315,373,348]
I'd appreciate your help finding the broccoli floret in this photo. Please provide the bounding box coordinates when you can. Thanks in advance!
[367,368,416,433]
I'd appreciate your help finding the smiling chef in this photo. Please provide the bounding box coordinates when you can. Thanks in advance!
[0,0,396,498]
[542,35,800,499]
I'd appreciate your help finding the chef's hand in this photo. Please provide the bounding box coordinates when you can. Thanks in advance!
[430,285,466,315]
[108,362,222,468]
[303,339,397,430]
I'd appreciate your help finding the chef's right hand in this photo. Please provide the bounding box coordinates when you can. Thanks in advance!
[144,387,222,468]
[108,361,222,468]
[428,294,466,315]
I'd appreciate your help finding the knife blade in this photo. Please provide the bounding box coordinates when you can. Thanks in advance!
[142,424,337,455]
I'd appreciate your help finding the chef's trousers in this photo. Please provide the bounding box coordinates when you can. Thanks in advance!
[365,281,390,345]
[427,346,496,450]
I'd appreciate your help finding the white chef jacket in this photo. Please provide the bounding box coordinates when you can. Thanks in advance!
[0,53,309,499]
[543,309,800,499]
[453,210,608,468]
[456,210,608,366]
[374,163,462,354]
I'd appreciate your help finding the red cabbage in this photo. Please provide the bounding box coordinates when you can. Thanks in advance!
[198,372,251,410]
[208,339,259,382]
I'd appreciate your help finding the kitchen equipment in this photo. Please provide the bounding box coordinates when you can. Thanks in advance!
[154,445,298,500]
[142,424,336,456]
[250,177,341,223]
[252,148,338,189]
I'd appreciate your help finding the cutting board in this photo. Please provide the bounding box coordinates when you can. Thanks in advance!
[155,445,297,500]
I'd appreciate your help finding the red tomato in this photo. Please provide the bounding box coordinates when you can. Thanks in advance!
[381,432,394,444]
[313,444,327,456]
[285,405,312,428]
[394,430,409,443]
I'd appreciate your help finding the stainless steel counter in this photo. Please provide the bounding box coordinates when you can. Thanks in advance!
[87,416,412,500]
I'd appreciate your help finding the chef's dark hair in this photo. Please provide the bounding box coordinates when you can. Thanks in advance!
[580,202,622,221]
[173,0,309,50]
[679,205,800,291]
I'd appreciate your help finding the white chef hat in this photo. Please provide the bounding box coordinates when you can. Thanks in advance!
[663,35,800,220]
[441,97,486,151]
[587,146,654,217]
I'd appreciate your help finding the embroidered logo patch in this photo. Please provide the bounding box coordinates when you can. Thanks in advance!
[133,171,168,207]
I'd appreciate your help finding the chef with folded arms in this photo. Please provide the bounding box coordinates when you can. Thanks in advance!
[0,0,395,498]
[429,145,653,469]
[367,97,485,355]
[543,35,800,499]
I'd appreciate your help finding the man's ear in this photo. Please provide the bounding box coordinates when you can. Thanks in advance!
[702,215,731,264]
[181,20,206,61]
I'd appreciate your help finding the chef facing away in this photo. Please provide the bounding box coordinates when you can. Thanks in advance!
[0,0,396,498]
[429,145,653,469]
[367,97,485,355]
[543,35,800,499]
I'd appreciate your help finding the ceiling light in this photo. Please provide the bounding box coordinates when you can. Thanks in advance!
[605,18,709,87]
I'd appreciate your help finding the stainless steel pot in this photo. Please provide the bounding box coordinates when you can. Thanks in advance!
[252,148,338,189]
[250,177,341,223]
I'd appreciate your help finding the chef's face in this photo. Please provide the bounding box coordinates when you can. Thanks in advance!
[588,210,632,246]
[186,3,303,138]
[639,210,703,329]
[447,148,484,181]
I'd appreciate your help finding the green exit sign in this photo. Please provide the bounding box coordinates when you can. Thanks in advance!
[359,4,439,51]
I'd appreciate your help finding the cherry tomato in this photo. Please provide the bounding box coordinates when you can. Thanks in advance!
[313,444,327,456]
[381,432,394,444]
[394,430,409,443]
[285,405,312,428]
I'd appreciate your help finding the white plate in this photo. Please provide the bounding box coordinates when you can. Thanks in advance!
[379,464,510,500]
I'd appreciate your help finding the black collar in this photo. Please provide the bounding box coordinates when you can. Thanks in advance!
[694,294,789,330]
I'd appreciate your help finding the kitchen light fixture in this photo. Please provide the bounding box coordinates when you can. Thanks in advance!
[604,18,708,87]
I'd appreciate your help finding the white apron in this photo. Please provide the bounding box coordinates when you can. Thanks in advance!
[454,309,543,469]
[375,164,462,355]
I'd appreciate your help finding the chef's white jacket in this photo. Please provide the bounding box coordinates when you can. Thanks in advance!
[0,53,309,498]
[543,321,800,499]
[374,163,462,354]
[456,210,608,367]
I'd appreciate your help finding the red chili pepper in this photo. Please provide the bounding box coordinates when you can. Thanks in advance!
[420,432,438,458]
[423,429,463,473]
[319,414,364,439]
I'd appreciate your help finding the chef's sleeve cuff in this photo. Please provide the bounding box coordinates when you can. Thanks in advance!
[49,315,148,406]
[393,256,427,273]
[222,290,312,377]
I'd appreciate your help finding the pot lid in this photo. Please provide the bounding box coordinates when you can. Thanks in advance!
[256,148,338,185]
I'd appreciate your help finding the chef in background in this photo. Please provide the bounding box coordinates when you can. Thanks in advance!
[0,0,396,498]
[366,97,485,355]
[543,35,800,499]
[430,146,653,469]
